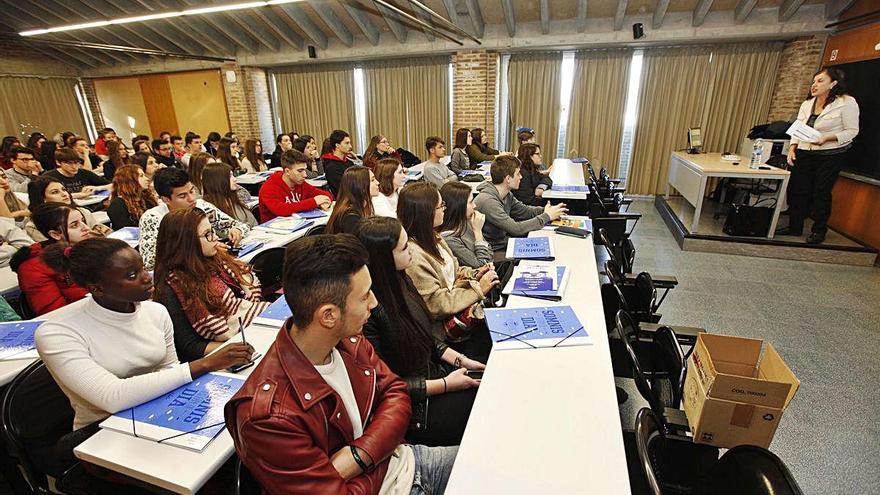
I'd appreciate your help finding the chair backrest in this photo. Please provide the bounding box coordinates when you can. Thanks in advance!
[597,228,620,264]
[235,459,262,495]
[249,247,286,295]
[635,407,664,495]
[651,326,686,410]
[249,203,261,224]
[588,183,609,215]
[697,445,803,495]
[304,224,326,236]
[0,360,75,491]
[615,310,656,410]
[634,272,658,314]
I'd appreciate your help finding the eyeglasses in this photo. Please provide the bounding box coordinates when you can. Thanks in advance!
[436,201,446,211]
[200,230,217,242]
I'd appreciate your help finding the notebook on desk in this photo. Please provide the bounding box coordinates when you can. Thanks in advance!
[0,320,43,361]
[485,305,591,350]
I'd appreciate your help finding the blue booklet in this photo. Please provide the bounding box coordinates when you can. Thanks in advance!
[505,264,569,301]
[0,320,44,360]
[257,217,314,234]
[551,184,589,193]
[485,305,591,350]
[252,297,292,327]
[93,189,112,197]
[505,236,555,260]
[100,373,245,451]
[296,209,328,219]
[236,241,264,258]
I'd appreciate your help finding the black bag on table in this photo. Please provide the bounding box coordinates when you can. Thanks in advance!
[723,198,776,237]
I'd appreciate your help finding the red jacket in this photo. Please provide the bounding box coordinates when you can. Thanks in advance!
[95,137,108,156]
[258,171,333,221]
[15,243,88,316]
[225,325,411,495]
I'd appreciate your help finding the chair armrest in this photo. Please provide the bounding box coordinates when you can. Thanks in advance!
[604,211,642,220]
[638,323,703,346]
[624,273,678,288]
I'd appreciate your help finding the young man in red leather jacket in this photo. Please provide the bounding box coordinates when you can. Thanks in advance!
[225,234,458,495]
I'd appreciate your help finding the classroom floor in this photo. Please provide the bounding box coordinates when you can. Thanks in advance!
[610,198,880,495]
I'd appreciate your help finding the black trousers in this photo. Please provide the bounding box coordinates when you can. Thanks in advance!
[787,150,845,235]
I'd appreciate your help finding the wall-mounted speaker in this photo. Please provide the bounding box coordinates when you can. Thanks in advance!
[307,46,317,59]
[632,23,645,40]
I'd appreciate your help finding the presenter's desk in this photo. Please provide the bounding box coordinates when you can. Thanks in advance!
[666,151,789,238]
[445,226,631,494]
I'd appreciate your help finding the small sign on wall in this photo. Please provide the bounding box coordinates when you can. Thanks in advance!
[830,49,838,62]
[225,70,236,83]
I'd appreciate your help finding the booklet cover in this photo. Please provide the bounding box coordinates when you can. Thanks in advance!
[485,305,591,350]
[505,237,555,260]
[252,297,292,327]
[100,373,245,452]
[551,184,589,193]
[295,209,328,219]
[0,320,44,361]
[257,217,314,234]
[504,263,569,301]
[548,217,592,231]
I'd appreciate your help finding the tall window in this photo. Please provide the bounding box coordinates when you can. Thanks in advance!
[74,81,97,143]
[555,52,576,158]
[353,67,367,153]
[616,50,645,184]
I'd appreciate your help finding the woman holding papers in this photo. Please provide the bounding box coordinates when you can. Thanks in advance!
[782,67,859,245]
[35,237,253,477]
[359,217,485,446]
[398,182,498,355]
[153,208,268,362]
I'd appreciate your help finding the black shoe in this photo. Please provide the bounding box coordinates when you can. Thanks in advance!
[775,227,802,236]
[806,232,826,245]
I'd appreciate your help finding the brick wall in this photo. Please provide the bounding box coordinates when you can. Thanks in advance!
[767,36,827,122]
[79,79,105,132]
[221,63,275,146]
[452,50,498,143]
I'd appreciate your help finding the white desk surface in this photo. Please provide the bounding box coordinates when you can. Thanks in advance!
[671,151,789,177]
[74,323,280,495]
[239,213,329,263]
[446,239,630,491]
[545,158,588,200]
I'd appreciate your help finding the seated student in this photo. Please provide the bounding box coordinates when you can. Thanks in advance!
[5,146,40,192]
[225,234,458,495]
[516,127,536,146]
[513,143,552,206]
[449,128,473,175]
[39,141,58,172]
[293,135,324,178]
[44,148,111,198]
[188,152,214,197]
[170,135,186,162]
[0,169,29,224]
[151,138,176,168]
[154,208,268,362]
[321,129,356,196]
[398,182,499,352]
[101,140,130,181]
[421,136,456,189]
[130,150,164,183]
[202,163,257,227]
[240,139,266,173]
[139,167,249,270]
[439,182,492,269]
[0,217,33,268]
[94,127,114,158]
[216,137,242,175]
[180,133,202,168]
[132,138,150,154]
[35,237,253,476]
[107,165,158,230]
[258,149,333,222]
[25,177,110,241]
[205,131,221,157]
[11,203,91,315]
[363,135,402,170]
[474,155,567,253]
[371,158,406,218]
[325,165,378,235]
[359,217,484,447]
[466,128,508,164]
[269,133,292,169]
[70,136,102,171]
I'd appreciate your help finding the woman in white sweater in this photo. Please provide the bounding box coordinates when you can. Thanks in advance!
[35,237,254,471]
[371,158,407,218]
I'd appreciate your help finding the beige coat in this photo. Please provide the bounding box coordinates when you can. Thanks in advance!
[405,238,483,319]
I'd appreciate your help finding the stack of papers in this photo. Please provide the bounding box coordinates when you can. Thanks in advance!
[485,305,591,350]
[256,217,314,235]
[502,262,570,301]
[505,237,555,260]
[100,373,245,451]
[786,121,822,143]
[0,320,43,361]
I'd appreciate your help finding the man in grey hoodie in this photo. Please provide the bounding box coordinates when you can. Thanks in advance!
[474,156,567,253]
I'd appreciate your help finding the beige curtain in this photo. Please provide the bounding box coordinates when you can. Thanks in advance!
[508,52,563,158]
[701,42,784,154]
[363,57,450,160]
[273,65,357,147]
[0,76,86,140]
[564,49,632,176]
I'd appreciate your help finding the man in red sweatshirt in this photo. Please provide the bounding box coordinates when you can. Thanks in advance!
[259,149,333,221]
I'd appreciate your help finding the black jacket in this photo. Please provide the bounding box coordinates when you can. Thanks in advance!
[513,165,553,206]
[320,152,354,196]
[362,303,451,431]
[154,281,210,363]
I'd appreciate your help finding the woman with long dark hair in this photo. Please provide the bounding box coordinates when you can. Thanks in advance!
[102,139,130,181]
[216,137,242,175]
[241,139,266,173]
[371,158,407,218]
[39,140,58,172]
[325,165,379,234]
[513,143,552,206]
[130,151,163,182]
[439,181,492,268]
[26,133,46,162]
[270,133,292,169]
[153,208,268,362]
[363,135,402,170]
[188,152,214,197]
[359,216,484,446]
[292,135,324,179]
[107,165,158,230]
[449,128,472,175]
[202,163,256,226]
[466,127,509,165]
[781,67,860,244]
[25,176,109,241]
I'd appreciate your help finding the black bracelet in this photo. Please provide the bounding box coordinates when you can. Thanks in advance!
[350,445,370,472]
[442,377,447,393]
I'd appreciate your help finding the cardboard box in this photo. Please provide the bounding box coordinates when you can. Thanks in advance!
[683,333,799,449]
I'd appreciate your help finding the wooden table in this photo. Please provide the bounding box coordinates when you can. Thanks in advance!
[665,151,790,237]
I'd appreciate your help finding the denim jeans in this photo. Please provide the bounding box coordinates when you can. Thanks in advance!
[409,444,459,495]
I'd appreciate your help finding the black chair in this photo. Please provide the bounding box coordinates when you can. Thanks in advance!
[696,445,804,495]
[235,458,261,495]
[15,293,35,321]
[598,227,636,273]
[304,224,326,236]
[249,247,286,298]
[249,203,261,224]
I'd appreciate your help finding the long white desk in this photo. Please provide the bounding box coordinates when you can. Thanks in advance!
[73,323,280,494]
[238,213,330,263]
[665,151,790,237]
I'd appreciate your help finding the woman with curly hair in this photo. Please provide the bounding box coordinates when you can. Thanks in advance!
[106,165,158,230]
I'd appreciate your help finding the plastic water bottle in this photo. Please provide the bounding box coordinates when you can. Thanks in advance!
[750,139,763,169]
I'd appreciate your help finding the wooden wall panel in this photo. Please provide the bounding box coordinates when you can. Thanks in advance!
[92,77,150,142]
[829,177,880,249]
[167,70,229,139]
[139,74,179,137]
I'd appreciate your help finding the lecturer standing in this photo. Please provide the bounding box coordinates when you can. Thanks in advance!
[779,67,859,244]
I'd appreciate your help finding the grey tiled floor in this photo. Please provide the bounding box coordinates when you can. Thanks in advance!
[616,199,880,495]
